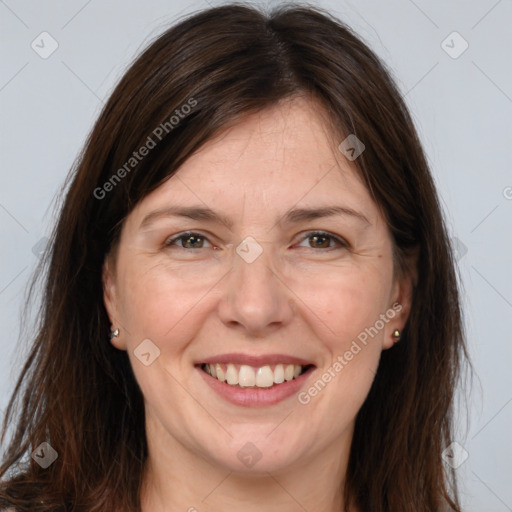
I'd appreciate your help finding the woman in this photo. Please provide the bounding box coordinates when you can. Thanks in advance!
[0,3,469,511]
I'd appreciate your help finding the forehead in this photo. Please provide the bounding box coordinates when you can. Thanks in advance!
[129,97,380,226]
[180,97,355,184]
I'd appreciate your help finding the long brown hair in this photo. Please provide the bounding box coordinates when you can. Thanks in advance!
[1,3,469,511]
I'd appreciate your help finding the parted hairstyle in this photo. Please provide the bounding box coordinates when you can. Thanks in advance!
[0,3,469,511]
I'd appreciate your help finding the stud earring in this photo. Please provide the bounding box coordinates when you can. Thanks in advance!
[109,328,119,341]
[392,329,401,342]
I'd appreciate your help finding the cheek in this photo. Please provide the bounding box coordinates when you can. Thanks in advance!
[290,260,394,347]
[296,271,388,425]
[116,258,219,347]
[313,267,393,408]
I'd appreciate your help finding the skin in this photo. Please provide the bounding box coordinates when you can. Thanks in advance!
[103,96,413,512]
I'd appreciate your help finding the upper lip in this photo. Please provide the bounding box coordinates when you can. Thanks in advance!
[197,353,315,367]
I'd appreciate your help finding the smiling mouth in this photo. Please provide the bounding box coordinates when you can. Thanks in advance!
[199,363,315,389]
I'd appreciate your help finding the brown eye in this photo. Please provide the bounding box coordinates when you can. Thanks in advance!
[309,234,330,249]
[182,234,205,248]
[297,231,347,250]
[165,232,211,249]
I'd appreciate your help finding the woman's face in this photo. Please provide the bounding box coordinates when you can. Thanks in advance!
[103,97,411,476]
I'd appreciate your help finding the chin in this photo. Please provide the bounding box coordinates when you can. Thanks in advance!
[202,434,306,475]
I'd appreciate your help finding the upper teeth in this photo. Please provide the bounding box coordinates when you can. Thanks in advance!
[203,363,303,388]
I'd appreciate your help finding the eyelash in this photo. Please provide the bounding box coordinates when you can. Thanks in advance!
[163,231,349,251]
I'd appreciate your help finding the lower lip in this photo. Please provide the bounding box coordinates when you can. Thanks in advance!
[196,365,315,407]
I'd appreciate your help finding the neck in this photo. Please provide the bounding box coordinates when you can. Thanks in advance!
[140,415,355,512]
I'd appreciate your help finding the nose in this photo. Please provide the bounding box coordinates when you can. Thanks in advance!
[217,240,294,337]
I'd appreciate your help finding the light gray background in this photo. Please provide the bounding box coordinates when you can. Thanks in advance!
[1,0,511,510]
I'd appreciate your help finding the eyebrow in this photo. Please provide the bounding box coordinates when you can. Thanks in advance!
[280,205,370,226]
[139,204,370,230]
[140,206,234,230]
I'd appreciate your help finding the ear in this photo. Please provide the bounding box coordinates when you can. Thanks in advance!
[382,252,417,350]
[102,255,126,350]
